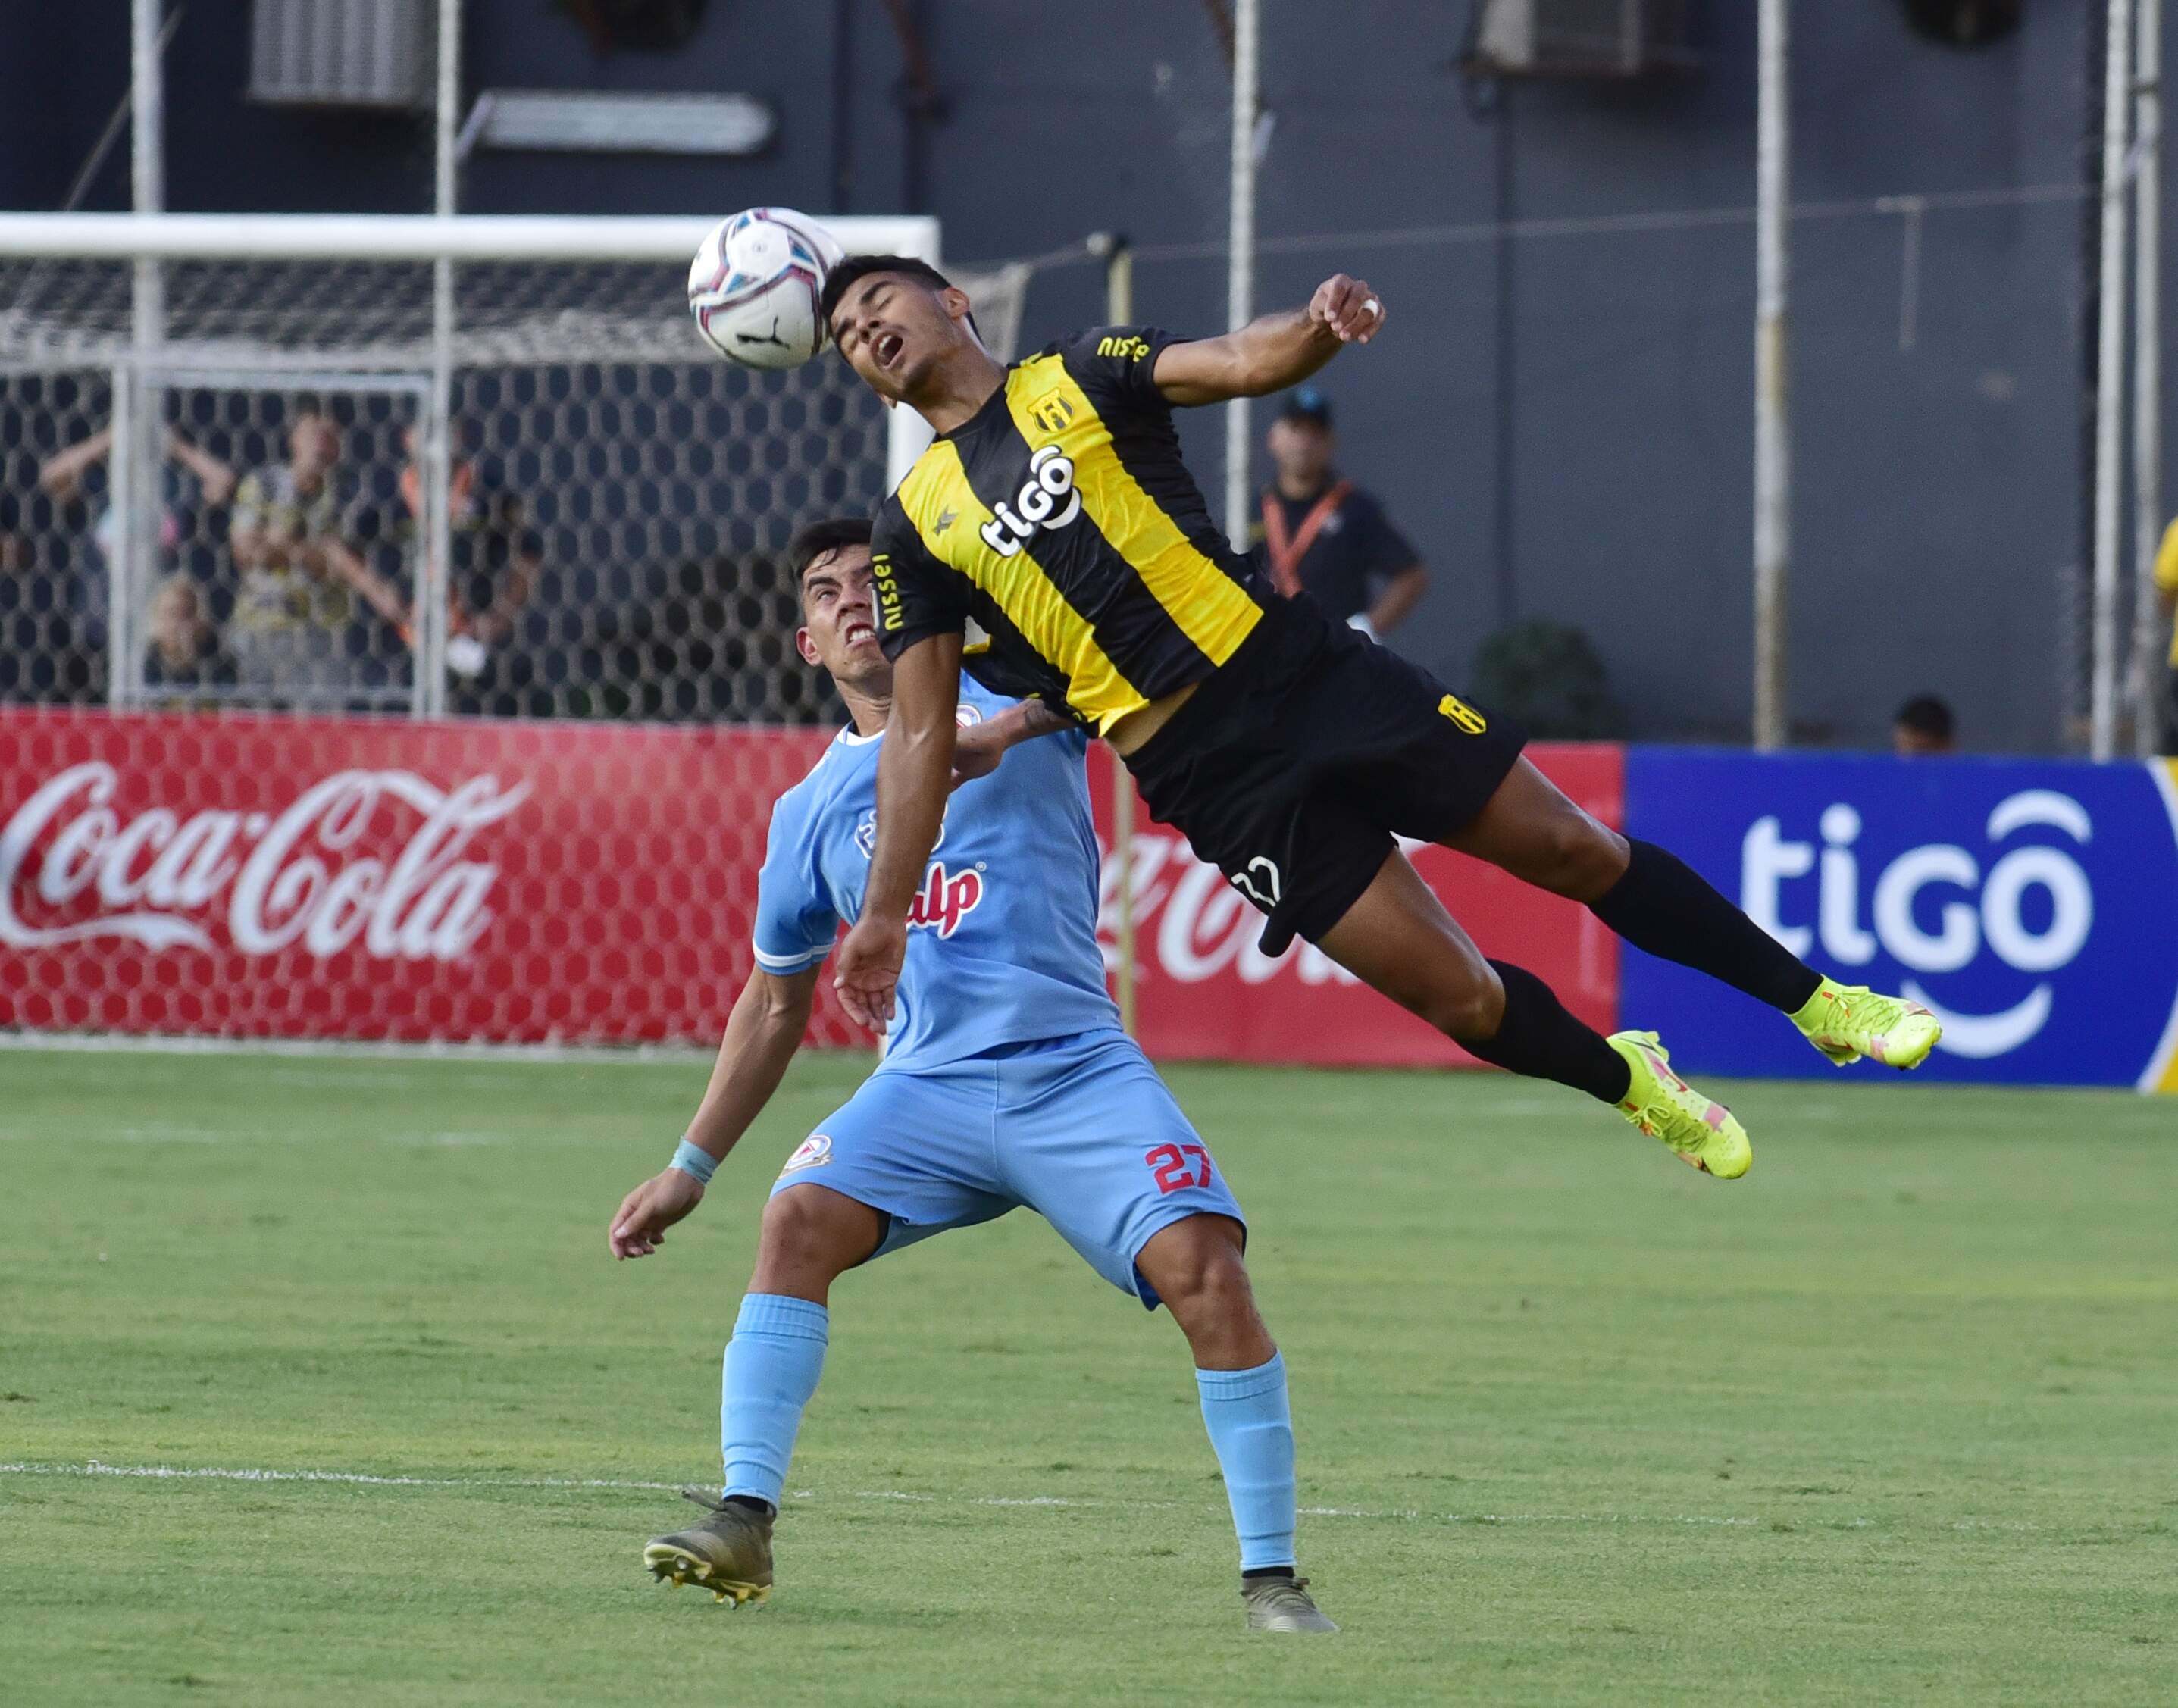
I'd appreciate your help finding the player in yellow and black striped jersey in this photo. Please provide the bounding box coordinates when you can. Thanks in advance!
[869,324,1269,735]
[821,255,1942,1181]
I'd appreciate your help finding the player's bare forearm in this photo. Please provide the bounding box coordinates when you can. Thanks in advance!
[1154,275,1386,406]
[864,634,962,924]
[684,966,820,1165]
[953,696,1075,784]
[1155,309,1336,407]
[609,967,815,1260]
[834,633,959,1031]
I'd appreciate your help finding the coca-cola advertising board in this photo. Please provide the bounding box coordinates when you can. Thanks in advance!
[1,710,1619,1063]
[0,710,854,1045]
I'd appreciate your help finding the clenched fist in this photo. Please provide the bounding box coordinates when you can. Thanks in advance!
[1307,274,1385,345]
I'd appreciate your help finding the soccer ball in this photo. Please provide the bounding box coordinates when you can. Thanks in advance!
[687,208,846,370]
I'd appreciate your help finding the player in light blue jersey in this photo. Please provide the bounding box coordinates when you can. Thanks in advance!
[606,518,1335,1634]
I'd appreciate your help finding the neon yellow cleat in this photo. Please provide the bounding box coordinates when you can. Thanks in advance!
[1608,1031,1751,1179]
[1790,978,1942,1070]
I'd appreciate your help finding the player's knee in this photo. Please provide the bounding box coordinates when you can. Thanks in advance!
[751,1186,882,1293]
[1142,1217,1253,1320]
[1544,816,1630,900]
[1420,961,1506,1041]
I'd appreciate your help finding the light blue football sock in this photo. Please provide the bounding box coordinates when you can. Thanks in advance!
[720,1293,829,1508]
[1196,1352,1297,1573]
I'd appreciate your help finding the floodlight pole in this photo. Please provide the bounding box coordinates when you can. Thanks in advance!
[1224,0,1260,552]
[2133,0,2165,758]
[122,0,167,710]
[2092,0,2136,760]
[418,0,463,718]
[1751,0,1791,752]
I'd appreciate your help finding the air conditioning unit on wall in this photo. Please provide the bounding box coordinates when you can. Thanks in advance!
[251,0,433,109]
[1469,0,1699,78]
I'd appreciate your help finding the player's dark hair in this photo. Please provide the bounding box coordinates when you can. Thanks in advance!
[818,255,978,338]
[787,516,875,605]
[1893,693,1956,742]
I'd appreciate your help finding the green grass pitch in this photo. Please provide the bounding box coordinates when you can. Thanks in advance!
[2,1046,2174,1706]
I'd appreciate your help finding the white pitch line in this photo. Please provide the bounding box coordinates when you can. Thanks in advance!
[0,1461,1895,1530]
[0,1461,681,1493]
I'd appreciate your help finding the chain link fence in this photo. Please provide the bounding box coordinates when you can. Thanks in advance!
[0,249,1028,724]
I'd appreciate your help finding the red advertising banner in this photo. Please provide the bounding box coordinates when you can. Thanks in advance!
[0,709,859,1046]
[0,709,1621,1062]
[1093,743,1623,1067]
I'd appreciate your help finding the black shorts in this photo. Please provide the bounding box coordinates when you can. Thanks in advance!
[1126,600,1527,954]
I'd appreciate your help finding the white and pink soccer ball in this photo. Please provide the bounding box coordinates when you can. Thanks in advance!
[687,208,847,370]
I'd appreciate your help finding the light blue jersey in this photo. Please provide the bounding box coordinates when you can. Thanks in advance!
[751,675,1119,1071]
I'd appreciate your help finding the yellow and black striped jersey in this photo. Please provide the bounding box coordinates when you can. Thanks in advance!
[871,326,1270,733]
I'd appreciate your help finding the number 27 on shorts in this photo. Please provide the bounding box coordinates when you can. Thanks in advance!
[1145,1142,1213,1194]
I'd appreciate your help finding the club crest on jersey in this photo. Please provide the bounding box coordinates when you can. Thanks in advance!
[781,1133,832,1174]
[856,804,947,860]
[906,862,984,940]
[980,445,1081,558]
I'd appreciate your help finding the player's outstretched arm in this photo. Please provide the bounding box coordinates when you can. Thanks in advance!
[608,965,818,1259]
[835,632,962,1031]
[1152,274,1386,407]
[951,696,1075,786]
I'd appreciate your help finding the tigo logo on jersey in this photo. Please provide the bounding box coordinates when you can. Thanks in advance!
[980,446,1081,558]
[781,1134,832,1174]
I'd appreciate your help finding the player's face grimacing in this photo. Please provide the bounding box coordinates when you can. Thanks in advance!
[828,273,975,402]
[796,544,891,693]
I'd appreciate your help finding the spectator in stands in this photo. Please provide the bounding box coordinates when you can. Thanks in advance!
[390,423,541,715]
[37,421,236,660]
[1252,386,1429,641]
[1892,693,1958,756]
[227,402,405,705]
[142,574,236,696]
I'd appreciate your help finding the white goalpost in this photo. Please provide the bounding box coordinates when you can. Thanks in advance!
[0,211,1031,719]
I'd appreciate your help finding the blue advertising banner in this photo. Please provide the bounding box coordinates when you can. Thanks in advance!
[1620,752,2178,1089]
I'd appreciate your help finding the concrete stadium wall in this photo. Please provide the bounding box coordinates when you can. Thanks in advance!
[2,2,2104,752]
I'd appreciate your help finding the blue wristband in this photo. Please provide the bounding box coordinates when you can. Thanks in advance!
[670,1138,717,1185]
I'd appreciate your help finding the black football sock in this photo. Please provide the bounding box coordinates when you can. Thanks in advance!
[723,1494,775,1520]
[1457,960,1632,1106]
[1241,1566,1298,1581]
[1589,838,1824,1013]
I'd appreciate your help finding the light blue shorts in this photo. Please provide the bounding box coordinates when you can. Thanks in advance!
[769,1029,1244,1309]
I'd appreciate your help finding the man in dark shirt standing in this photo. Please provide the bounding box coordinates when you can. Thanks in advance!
[1253,386,1427,641]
